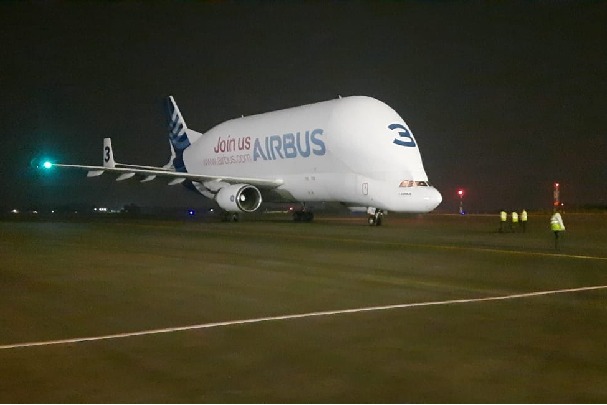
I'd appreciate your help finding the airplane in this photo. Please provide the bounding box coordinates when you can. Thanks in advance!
[42,96,442,225]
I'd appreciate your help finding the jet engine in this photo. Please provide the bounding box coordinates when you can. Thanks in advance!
[215,184,262,212]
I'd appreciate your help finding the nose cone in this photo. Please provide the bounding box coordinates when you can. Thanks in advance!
[381,184,444,213]
[424,187,442,211]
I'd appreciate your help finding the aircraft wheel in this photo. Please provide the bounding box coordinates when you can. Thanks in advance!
[369,210,383,226]
[294,211,314,222]
[222,212,240,222]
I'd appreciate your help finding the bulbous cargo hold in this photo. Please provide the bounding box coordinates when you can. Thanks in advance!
[184,96,441,215]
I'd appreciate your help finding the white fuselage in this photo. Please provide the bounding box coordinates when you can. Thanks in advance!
[183,96,442,213]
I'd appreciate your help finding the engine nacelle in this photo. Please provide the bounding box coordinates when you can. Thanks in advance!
[215,184,262,212]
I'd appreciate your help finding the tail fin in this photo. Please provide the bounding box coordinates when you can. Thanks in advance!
[87,137,115,177]
[165,96,190,172]
[103,138,116,168]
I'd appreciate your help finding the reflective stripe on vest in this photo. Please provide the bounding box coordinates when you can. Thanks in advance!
[551,219,563,231]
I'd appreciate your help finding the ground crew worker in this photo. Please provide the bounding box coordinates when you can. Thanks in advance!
[520,209,528,232]
[499,209,507,232]
[511,211,519,232]
[550,211,566,249]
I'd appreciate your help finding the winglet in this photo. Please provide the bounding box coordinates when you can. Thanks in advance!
[103,138,116,168]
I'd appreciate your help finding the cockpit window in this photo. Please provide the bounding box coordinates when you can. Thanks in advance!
[399,180,430,187]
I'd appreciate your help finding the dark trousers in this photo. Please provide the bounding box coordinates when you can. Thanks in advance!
[554,231,562,249]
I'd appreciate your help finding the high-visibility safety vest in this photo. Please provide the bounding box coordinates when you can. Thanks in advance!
[521,210,528,222]
[512,212,519,223]
[500,211,507,221]
[550,213,565,231]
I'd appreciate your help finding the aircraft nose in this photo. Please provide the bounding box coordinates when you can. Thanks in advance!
[425,187,442,211]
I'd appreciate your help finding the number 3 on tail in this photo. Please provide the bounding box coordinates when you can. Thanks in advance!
[104,146,111,163]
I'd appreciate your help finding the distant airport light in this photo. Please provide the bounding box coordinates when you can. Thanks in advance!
[553,181,561,210]
[457,189,465,214]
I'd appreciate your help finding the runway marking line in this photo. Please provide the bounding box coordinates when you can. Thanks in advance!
[1,285,606,351]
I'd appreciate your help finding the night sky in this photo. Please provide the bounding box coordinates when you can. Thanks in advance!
[1,1,606,213]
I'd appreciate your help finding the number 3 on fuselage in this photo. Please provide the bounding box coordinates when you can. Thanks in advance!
[389,123,417,148]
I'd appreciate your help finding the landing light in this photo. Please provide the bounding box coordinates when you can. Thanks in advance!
[42,161,53,169]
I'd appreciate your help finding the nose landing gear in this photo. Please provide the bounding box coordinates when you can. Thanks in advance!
[367,207,383,226]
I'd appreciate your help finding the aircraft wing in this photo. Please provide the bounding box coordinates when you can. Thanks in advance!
[50,163,284,188]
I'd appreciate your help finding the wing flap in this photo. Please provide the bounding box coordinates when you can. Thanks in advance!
[87,170,104,177]
[168,178,186,186]
[116,172,136,181]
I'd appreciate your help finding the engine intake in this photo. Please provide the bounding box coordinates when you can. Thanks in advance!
[215,184,262,212]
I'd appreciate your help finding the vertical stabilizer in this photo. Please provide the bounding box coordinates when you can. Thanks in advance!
[165,96,191,172]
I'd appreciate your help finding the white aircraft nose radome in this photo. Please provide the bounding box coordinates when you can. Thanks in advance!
[426,187,443,211]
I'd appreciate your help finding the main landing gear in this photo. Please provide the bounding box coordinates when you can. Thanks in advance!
[293,203,314,222]
[367,207,383,226]
[293,210,314,222]
[221,212,240,222]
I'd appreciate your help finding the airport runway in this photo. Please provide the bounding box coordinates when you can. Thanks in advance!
[1,214,607,402]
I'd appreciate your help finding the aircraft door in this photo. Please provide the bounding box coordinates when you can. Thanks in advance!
[356,175,372,201]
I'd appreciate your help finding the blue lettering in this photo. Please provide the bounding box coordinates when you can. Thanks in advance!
[311,129,326,156]
[283,133,297,158]
[296,131,310,157]
[269,135,283,160]
[253,138,267,161]
[265,136,271,160]
[251,128,326,162]
[389,123,416,147]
